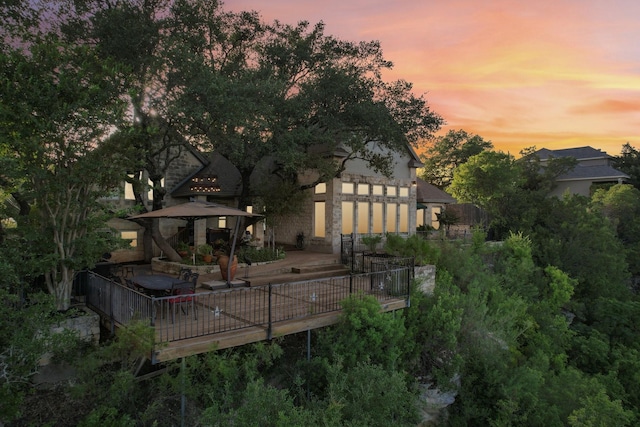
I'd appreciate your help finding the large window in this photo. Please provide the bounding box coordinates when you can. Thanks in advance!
[372,185,384,196]
[314,202,326,237]
[342,201,354,234]
[372,202,384,233]
[386,204,397,233]
[399,204,409,232]
[315,183,326,194]
[357,201,369,234]
[399,187,409,198]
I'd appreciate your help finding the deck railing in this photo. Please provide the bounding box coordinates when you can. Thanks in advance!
[86,265,411,346]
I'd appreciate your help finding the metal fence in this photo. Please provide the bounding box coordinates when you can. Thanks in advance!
[86,266,412,345]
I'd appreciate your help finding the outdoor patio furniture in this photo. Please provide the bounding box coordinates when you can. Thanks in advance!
[132,275,180,296]
[169,280,197,323]
[177,268,192,281]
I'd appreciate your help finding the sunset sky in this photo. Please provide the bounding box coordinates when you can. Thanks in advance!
[224,0,640,157]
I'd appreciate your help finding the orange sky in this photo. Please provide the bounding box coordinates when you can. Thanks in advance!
[224,0,640,157]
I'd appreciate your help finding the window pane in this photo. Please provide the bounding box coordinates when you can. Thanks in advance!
[432,206,441,230]
[121,231,138,248]
[342,182,354,194]
[386,204,397,232]
[387,186,397,197]
[399,187,409,197]
[342,201,354,234]
[358,202,369,234]
[357,183,369,195]
[148,178,165,200]
[124,174,135,200]
[315,183,326,194]
[372,185,384,196]
[314,202,326,237]
[372,202,383,233]
[399,204,409,232]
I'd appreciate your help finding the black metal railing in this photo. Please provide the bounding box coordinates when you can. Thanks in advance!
[85,266,412,348]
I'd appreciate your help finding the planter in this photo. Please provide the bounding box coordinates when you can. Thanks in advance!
[202,254,213,263]
[218,255,238,281]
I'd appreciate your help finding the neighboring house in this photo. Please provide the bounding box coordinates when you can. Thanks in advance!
[415,178,456,230]
[107,142,422,260]
[536,146,629,198]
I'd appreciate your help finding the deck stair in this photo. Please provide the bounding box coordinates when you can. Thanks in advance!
[201,253,349,289]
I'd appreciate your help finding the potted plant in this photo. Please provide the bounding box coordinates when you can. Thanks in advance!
[197,244,214,263]
[213,239,238,281]
[177,241,190,258]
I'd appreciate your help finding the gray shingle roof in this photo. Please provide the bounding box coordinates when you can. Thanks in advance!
[416,178,456,203]
[537,146,609,161]
[557,164,629,181]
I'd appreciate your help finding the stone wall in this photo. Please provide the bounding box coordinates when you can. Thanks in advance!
[415,265,436,294]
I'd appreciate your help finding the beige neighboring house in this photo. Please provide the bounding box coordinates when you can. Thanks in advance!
[536,146,628,198]
[106,141,423,261]
[415,178,456,230]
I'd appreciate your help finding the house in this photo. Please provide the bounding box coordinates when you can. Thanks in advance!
[415,178,456,230]
[272,143,423,253]
[535,146,628,198]
[107,141,422,260]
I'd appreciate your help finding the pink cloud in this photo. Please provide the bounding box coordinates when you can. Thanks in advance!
[223,0,640,154]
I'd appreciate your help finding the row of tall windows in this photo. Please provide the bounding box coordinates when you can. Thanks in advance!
[313,181,411,238]
[340,201,409,235]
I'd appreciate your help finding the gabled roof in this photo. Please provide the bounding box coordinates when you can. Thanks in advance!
[537,146,610,161]
[171,152,241,198]
[557,165,629,182]
[416,178,456,204]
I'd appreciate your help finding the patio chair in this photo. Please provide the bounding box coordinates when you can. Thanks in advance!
[177,268,192,281]
[169,280,197,323]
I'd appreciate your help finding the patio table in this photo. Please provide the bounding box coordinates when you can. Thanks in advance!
[132,275,181,294]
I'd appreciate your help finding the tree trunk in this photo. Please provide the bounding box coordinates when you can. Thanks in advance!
[46,266,74,312]
[150,218,181,262]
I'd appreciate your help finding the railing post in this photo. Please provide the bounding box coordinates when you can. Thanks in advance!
[267,283,272,341]
[406,266,411,308]
[109,278,115,336]
[349,272,353,295]
[151,297,156,327]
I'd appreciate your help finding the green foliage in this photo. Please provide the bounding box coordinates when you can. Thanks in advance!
[237,246,285,263]
[384,233,440,265]
[201,378,318,427]
[197,244,212,256]
[360,234,382,252]
[0,290,62,423]
[317,294,406,372]
[325,361,420,427]
[405,271,464,388]
[613,143,640,190]
[568,388,634,427]
[591,183,640,275]
[420,129,493,190]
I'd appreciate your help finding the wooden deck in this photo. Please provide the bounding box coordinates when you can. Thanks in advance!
[85,268,411,364]
[152,296,408,363]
